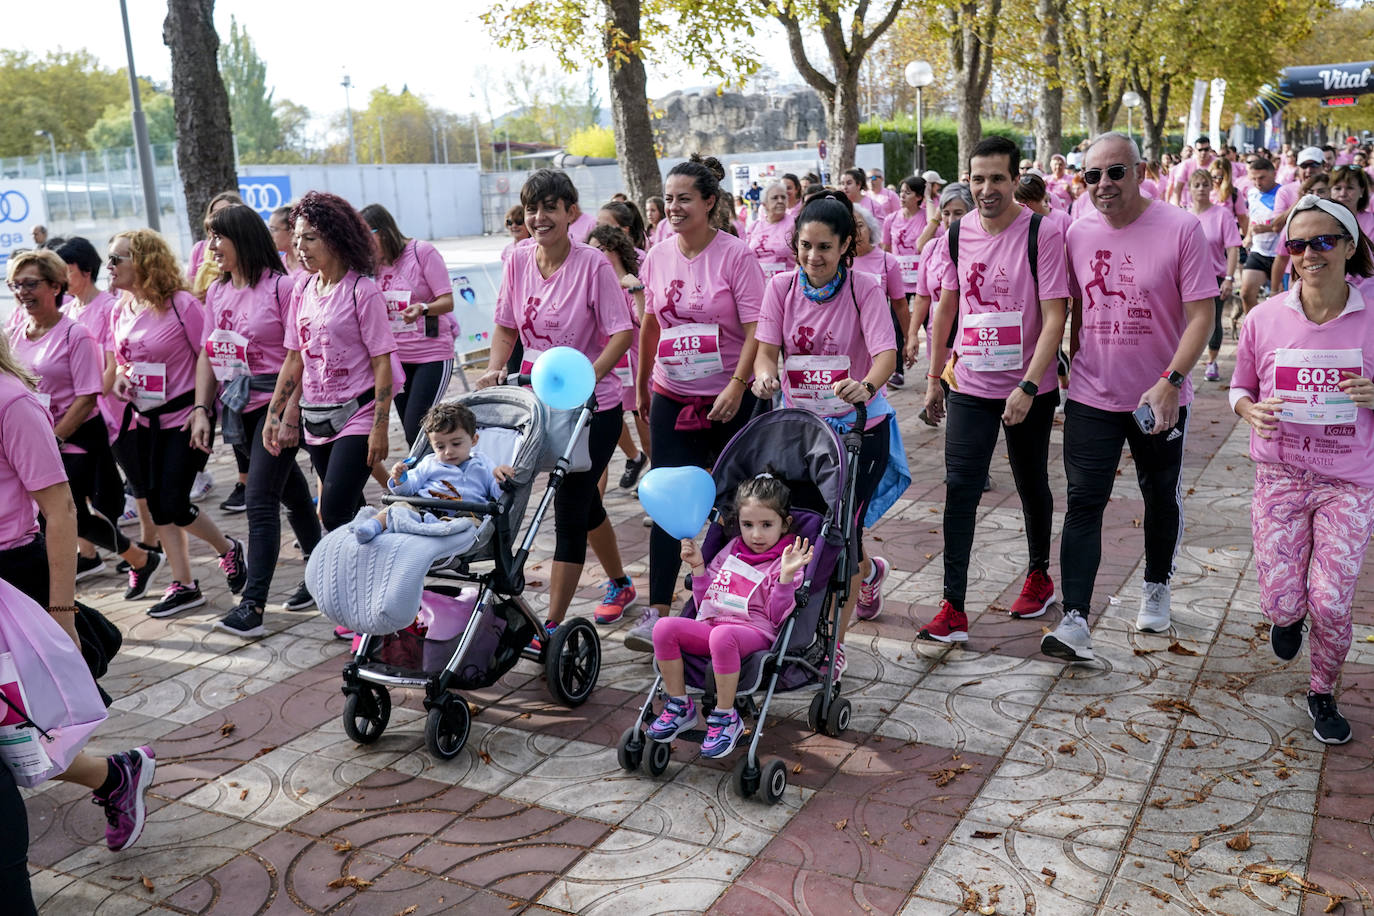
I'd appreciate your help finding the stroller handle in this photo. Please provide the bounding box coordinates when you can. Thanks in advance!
[505,373,597,411]
[380,494,503,517]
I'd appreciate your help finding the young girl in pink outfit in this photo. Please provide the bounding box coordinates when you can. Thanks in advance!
[1232,194,1374,745]
[647,475,813,758]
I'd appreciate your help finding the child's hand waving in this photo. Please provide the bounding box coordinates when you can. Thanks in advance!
[780,537,813,579]
[680,538,705,573]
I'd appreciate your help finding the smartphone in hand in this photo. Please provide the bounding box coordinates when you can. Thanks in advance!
[1132,403,1156,434]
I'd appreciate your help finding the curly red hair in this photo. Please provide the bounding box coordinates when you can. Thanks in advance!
[289,191,375,276]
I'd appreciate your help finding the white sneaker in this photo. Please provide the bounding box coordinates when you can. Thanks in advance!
[623,607,659,653]
[190,472,214,502]
[1136,581,1171,633]
[1041,609,1095,662]
[118,494,139,528]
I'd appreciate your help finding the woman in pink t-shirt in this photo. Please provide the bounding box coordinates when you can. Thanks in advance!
[1187,170,1243,381]
[593,206,651,487]
[752,191,900,672]
[882,176,930,295]
[1232,195,1374,745]
[189,205,323,638]
[851,205,909,386]
[839,167,874,214]
[633,154,765,651]
[7,249,159,595]
[1329,165,1374,243]
[905,184,973,380]
[745,182,796,282]
[644,197,665,245]
[108,230,244,618]
[479,169,636,643]
[186,191,244,300]
[265,192,398,537]
[360,204,456,447]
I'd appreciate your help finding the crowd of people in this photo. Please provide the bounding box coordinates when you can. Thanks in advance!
[4,128,1374,911]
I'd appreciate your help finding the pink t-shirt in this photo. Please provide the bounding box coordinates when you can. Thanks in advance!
[9,314,103,437]
[1274,182,1303,219]
[201,271,294,413]
[1277,164,1297,185]
[494,241,635,412]
[1140,178,1160,199]
[0,375,69,551]
[1172,159,1214,205]
[745,212,797,280]
[651,219,677,247]
[376,240,456,364]
[1071,193,1094,222]
[1043,207,1072,238]
[568,211,598,244]
[1046,175,1073,202]
[755,269,897,414]
[1231,283,1374,487]
[1192,206,1243,278]
[284,272,398,443]
[884,209,931,294]
[1211,188,1248,220]
[111,290,206,429]
[64,289,121,441]
[915,234,949,300]
[1357,209,1374,241]
[186,239,208,283]
[866,188,900,220]
[938,208,1070,399]
[1065,202,1219,412]
[851,248,906,303]
[641,230,765,398]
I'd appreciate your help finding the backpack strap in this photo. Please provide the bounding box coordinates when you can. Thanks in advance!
[945,218,962,349]
[1027,211,1042,299]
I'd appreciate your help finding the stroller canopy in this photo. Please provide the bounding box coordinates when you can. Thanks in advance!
[711,408,849,531]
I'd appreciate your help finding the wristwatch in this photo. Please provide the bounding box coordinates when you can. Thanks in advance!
[861,380,876,397]
[1162,369,1185,389]
[419,301,430,314]
[1017,380,1039,397]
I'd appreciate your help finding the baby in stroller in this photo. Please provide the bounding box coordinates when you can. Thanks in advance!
[352,402,515,543]
[647,474,813,758]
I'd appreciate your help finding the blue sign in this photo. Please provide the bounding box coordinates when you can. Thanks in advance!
[236,176,292,219]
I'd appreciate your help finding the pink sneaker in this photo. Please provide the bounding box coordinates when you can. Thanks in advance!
[856,557,888,620]
[594,580,638,624]
[94,746,156,851]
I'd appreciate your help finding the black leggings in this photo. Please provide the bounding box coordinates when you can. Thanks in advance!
[1060,400,1188,615]
[1208,283,1226,353]
[850,414,892,562]
[123,424,209,527]
[552,408,623,565]
[942,390,1058,609]
[238,407,323,605]
[0,535,48,607]
[395,359,454,446]
[646,389,758,605]
[63,424,131,556]
[304,435,372,532]
[111,432,147,501]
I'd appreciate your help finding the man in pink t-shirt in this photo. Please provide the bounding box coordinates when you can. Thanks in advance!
[1268,147,1329,292]
[1043,131,1218,664]
[918,137,1070,643]
[1167,137,1216,208]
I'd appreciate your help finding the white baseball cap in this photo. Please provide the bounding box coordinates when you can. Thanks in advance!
[1298,146,1325,166]
[922,170,945,185]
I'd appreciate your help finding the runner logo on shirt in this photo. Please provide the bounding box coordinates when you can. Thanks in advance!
[1084,250,1128,311]
[793,326,817,355]
[521,297,557,347]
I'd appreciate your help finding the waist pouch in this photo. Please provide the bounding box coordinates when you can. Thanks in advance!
[300,389,375,439]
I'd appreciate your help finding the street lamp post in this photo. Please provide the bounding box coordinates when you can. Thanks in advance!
[342,74,358,165]
[118,0,160,230]
[904,60,934,174]
[1122,91,1142,145]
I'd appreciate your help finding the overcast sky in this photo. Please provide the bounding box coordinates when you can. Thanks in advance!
[6,1,804,144]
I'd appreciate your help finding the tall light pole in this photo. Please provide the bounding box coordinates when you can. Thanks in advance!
[342,73,358,164]
[1122,90,1142,145]
[35,130,57,176]
[119,0,160,230]
[905,60,934,174]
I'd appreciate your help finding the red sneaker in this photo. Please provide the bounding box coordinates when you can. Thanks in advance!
[917,600,969,643]
[1009,569,1057,619]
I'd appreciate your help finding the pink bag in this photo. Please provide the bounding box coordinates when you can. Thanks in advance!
[0,579,108,787]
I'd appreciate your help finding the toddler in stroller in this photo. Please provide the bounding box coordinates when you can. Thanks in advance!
[648,475,813,758]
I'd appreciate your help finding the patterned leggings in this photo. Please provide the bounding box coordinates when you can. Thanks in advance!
[1251,462,1374,694]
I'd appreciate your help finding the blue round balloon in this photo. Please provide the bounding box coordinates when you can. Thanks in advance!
[531,347,596,410]
[639,466,717,539]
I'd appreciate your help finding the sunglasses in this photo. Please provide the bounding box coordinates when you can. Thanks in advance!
[505,220,523,228]
[6,278,46,293]
[106,253,131,268]
[1083,164,1129,185]
[1283,233,1350,255]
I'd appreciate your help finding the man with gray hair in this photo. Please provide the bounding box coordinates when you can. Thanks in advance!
[1041,132,1218,662]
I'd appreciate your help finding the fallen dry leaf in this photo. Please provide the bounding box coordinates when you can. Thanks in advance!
[334,840,353,852]
[970,830,1001,839]
[478,751,493,765]
[1148,887,1173,902]
[110,875,132,882]
[1166,641,1199,656]
[238,789,248,801]
[1123,723,1150,744]
[218,722,237,737]
[834,818,848,831]
[1110,742,1127,753]
[1150,796,1170,808]
[1132,647,1160,656]
[1207,885,1229,899]
[326,876,374,890]
[1226,831,1252,851]
[1042,866,1057,887]
[141,876,155,892]
[1057,741,1077,755]
[1149,698,1201,717]
[1180,733,1198,749]
[393,907,419,916]
[1083,705,1106,718]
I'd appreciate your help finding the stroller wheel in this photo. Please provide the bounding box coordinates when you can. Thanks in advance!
[807,693,826,733]
[424,696,472,760]
[545,618,601,707]
[616,726,644,772]
[824,697,852,737]
[760,758,788,805]
[732,755,760,798]
[342,683,391,745]
[646,738,672,776]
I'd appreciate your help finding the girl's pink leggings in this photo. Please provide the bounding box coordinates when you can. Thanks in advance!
[653,616,772,675]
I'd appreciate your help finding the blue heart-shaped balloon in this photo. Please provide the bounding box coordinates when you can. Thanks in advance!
[531,347,596,410]
[638,466,716,539]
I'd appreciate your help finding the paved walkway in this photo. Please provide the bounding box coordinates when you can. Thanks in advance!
[23,343,1374,915]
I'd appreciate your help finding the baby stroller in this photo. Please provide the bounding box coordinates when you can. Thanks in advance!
[306,384,601,760]
[616,405,867,803]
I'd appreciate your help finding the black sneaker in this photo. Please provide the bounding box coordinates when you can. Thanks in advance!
[216,600,266,639]
[219,538,247,595]
[219,482,247,513]
[147,580,205,618]
[117,542,161,575]
[1308,691,1352,745]
[281,580,314,611]
[619,453,649,489]
[1270,616,1306,661]
[75,553,106,582]
[123,549,163,601]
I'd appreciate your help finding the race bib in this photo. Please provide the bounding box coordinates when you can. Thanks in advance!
[701,555,767,620]
[897,255,920,285]
[519,347,545,378]
[613,352,633,388]
[657,322,724,382]
[0,654,52,781]
[1273,348,1362,426]
[385,290,416,335]
[128,361,167,410]
[784,354,852,417]
[205,328,250,382]
[761,261,788,280]
[959,311,1024,372]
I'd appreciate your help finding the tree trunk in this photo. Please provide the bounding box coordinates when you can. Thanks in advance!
[949,0,1002,173]
[163,0,236,243]
[604,0,661,205]
[1136,80,1169,164]
[831,72,863,172]
[1035,0,1063,165]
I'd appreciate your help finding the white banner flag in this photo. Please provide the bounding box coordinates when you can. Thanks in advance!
[1209,78,1227,150]
[1186,79,1208,148]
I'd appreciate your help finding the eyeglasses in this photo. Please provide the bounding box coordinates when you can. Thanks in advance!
[5,279,46,293]
[505,220,523,228]
[106,253,131,268]
[1083,164,1129,185]
[1284,233,1350,255]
